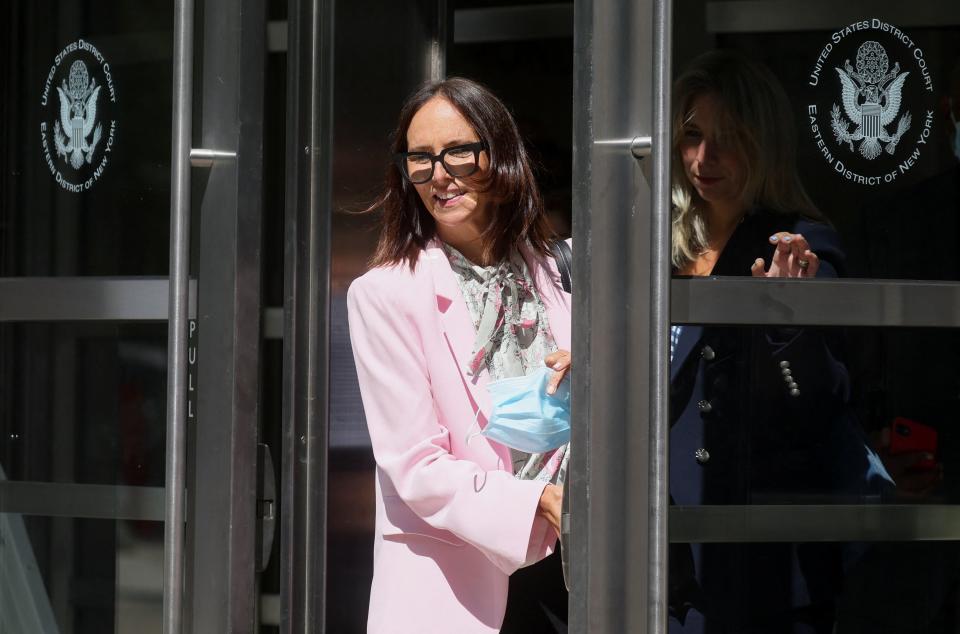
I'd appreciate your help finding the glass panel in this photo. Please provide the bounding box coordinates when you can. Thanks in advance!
[667,321,960,631]
[0,0,173,277]
[671,2,959,282]
[669,539,960,633]
[0,323,168,487]
[668,4,960,630]
[0,515,163,633]
[322,1,440,632]
[669,325,960,504]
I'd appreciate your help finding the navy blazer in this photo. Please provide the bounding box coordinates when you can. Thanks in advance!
[668,210,885,633]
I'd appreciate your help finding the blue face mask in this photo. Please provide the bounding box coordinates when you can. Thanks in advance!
[468,366,571,454]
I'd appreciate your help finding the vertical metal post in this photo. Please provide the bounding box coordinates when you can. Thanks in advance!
[649,0,673,631]
[163,0,194,632]
[185,0,266,628]
[568,2,594,626]
[570,0,657,631]
[429,0,448,80]
[280,0,334,631]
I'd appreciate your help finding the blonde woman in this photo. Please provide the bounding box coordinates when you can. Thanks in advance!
[667,51,888,633]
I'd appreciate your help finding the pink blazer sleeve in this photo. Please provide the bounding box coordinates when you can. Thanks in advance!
[347,271,553,574]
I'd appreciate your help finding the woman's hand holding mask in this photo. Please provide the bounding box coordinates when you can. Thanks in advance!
[539,350,571,536]
[545,349,571,396]
[751,232,820,278]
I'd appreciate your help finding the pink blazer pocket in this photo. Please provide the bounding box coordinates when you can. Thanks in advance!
[380,496,465,548]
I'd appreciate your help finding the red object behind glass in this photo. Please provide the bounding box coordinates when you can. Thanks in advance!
[889,417,938,471]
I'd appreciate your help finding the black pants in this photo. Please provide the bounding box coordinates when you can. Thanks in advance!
[500,547,568,633]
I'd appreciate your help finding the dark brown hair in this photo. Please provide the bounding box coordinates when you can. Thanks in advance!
[368,77,553,269]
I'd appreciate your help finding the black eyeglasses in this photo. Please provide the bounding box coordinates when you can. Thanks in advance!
[395,141,487,184]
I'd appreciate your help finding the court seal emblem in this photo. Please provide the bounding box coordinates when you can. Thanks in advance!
[40,39,118,193]
[806,19,935,187]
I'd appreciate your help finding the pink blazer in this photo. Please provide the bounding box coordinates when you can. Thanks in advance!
[347,239,572,634]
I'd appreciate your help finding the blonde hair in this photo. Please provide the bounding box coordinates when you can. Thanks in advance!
[671,50,820,269]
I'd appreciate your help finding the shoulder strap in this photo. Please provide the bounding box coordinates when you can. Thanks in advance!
[550,239,573,294]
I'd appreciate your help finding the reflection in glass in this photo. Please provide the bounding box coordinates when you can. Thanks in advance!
[1,322,167,632]
[667,49,913,633]
[702,20,960,282]
[0,324,167,487]
[0,515,163,633]
[115,521,164,633]
[668,7,960,628]
[1,1,173,277]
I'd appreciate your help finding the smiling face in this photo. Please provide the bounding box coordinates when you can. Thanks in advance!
[678,93,748,215]
[405,96,492,252]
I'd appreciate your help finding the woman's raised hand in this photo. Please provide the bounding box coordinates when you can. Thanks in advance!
[750,232,820,278]
[544,350,571,395]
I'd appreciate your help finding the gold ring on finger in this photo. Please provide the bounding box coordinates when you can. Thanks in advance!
[797,259,810,270]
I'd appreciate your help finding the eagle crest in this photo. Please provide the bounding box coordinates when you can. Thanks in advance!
[830,41,911,160]
[53,60,103,169]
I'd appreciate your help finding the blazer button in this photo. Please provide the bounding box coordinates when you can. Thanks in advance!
[695,448,710,464]
[779,360,791,369]
[701,345,716,361]
[781,367,793,377]
[790,388,801,397]
[698,399,713,414]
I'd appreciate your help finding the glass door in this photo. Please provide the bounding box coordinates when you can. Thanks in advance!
[0,0,269,632]
[1,2,177,632]
[572,0,960,632]
[276,0,446,631]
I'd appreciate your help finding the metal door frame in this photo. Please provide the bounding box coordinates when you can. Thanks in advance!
[277,0,335,630]
[174,0,269,630]
[570,0,670,631]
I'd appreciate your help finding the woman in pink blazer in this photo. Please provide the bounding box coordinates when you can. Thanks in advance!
[348,77,571,633]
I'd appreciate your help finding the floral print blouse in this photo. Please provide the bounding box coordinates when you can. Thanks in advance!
[443,243,570,485]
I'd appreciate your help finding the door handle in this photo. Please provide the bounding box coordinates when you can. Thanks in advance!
[257,443,277,572]
[594,135,652,159]
[189,148,237,167]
